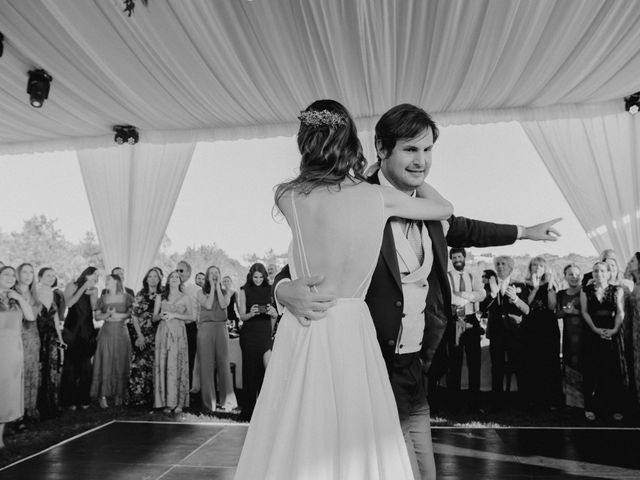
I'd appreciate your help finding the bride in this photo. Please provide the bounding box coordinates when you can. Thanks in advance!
[234,99,452,480]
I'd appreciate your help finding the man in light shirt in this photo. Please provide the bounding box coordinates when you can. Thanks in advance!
[177,260,199,389]
[446,247,486,410]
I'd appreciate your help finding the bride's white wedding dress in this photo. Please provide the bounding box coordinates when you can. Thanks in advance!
[234,183,413,480]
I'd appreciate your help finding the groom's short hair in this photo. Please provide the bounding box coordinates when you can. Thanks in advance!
[375,104,439,161]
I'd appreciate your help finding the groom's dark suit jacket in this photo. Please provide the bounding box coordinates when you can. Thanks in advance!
[274,172,518,374]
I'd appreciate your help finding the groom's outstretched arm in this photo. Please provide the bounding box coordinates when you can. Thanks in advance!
[272,265,337,320]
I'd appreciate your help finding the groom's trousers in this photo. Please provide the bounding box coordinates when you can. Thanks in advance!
[389,352,436,480]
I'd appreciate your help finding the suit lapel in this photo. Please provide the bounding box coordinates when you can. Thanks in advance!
[369,172,402,291]
[426,220,447,283]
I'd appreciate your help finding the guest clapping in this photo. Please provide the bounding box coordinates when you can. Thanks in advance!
[580,261,627,421]
[154,270,195,413]
[521,256,562,409]
[91,274,133,408]
[196,266,238,412]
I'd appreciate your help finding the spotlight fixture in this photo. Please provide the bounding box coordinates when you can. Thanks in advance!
[0,32,4,57]
[113,125,139,145]
[27,69,53,108]
[624,92,640,115]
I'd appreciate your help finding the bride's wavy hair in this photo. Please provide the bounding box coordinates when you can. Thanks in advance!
[274,100,367,208]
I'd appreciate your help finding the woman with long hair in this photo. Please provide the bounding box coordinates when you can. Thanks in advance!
[580,261,628,421]
[0,266,36,448]
[196,265,238,412]
[60,266,99,410]
[91,274,133,408]
[237,262,277,421]
[521,256,562,408]
[15,263,41,421]
[557,264,585,408]
[128,267,163,406]
[36,267,65,419]
[153,270,194,414]
[234,100,452,479]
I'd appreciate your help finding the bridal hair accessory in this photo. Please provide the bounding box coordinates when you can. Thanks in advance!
[298,110,347,128]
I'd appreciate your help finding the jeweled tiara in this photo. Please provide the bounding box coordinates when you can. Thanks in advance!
[298,109,347,128]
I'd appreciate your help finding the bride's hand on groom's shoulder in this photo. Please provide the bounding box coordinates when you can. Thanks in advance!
[277,276,337,324]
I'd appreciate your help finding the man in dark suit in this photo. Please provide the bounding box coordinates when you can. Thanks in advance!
[274,104,560,479]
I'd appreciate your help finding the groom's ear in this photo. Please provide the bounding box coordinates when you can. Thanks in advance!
[375,138,387,161]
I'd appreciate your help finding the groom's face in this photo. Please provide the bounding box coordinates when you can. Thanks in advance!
[378,128,433,194]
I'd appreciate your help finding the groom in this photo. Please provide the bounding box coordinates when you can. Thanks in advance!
[273,103,560,479]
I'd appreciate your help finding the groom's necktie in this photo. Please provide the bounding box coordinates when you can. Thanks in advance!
[406,220,424,264]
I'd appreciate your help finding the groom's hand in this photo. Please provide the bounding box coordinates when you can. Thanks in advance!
[276,276,337,321]
[521,218,562,241]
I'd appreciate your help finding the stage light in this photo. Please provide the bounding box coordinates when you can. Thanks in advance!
[113,125,139,145]
[0,32,4,57]
[625,92,640,115]
[27,69,52,108]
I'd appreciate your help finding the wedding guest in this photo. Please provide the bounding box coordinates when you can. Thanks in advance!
[15,263,41,421]
[237,262,277,420]
[625,252,640,406]
[557,264,585,408]
[36,267,65,419]
[484,255,530,407]
[177,260,199,388]
[196,266,238,412]
[266,263,278,286]
[60,267,99,410]
[223,275,240,332]
[195,272,205,288]
[582,249,617,287]
[154,270,194,413]
[91,274,133,408]
[580,261,627,421]
[110,267,135,297]
[606,257,634,292]
[521,256,562,409]
[446,247,486,409]
[0,266,36,448]
[128,268,163,406]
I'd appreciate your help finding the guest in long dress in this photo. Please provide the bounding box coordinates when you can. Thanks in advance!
[60,267,99,410]
[36,267,65,419]
[580,261,627,421]
[196,266,238,412]
[15,263,41,421]
[557,264,585,408]
[521,256,562,409]
[91,274,133,408]
[0,266,36,448]
[128,268,163,407]
[624,252,640,407]
[223,276,240,333]
[154,270,194,413]
[237,263,278,421]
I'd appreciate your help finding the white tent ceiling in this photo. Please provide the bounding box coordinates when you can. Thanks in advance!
[1,0,640,154]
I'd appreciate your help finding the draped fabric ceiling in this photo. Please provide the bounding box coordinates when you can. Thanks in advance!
[1,0,640,285]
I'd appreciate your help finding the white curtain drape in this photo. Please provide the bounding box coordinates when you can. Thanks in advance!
[77,142,195,289]
[521,113,640,261]
[2,0,640,154]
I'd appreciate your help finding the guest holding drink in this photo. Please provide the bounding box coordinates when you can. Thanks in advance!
[196,266,238,412]
[580,261,627,421]
[60,267,99,410]
[91,274,133,408]
[36,267,65,419]
[0,266,36,448]
[128,268,163,407]
[557,264,585,408]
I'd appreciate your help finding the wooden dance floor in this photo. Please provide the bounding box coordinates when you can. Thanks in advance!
[1,421,640,479]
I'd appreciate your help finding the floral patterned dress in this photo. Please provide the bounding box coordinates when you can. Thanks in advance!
[22,296,41,418]
[128,290,160,406]
[37,299,63,419]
